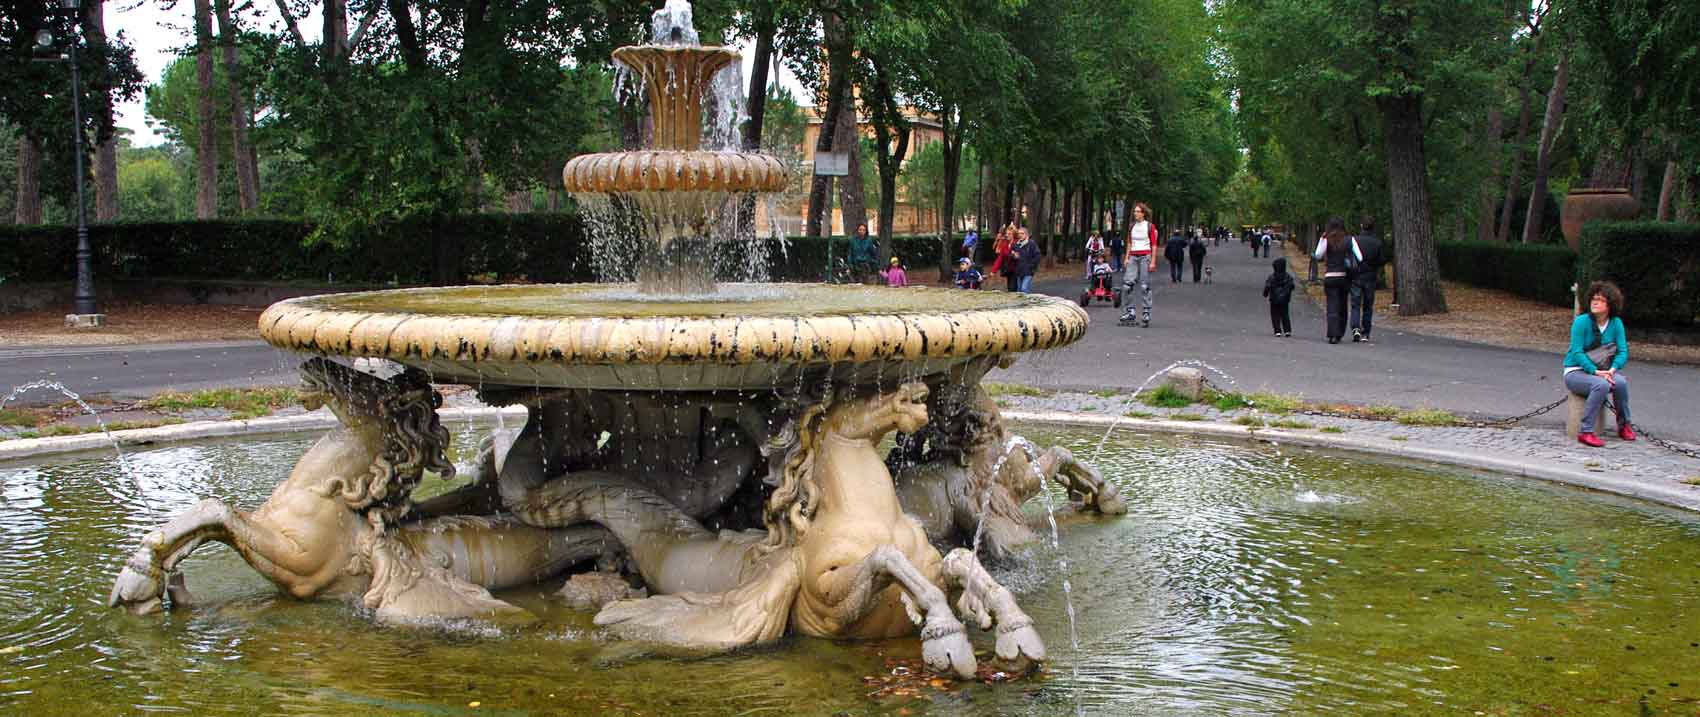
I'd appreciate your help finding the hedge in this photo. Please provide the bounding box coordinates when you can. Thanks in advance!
[1435,240,1576,307]
[1576,221,1700,327]
[0,215,970,287]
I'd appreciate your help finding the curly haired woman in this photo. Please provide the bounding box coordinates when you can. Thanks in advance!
[1564,280,1635,447]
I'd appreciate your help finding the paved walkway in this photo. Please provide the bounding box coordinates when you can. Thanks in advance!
[997,239,1700,444]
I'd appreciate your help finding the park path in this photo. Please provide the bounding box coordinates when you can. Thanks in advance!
[996,237,1700,444]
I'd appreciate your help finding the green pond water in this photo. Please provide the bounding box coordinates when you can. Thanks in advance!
[2,425,1698,716]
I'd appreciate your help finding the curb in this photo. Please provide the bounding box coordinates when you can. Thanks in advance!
[1004,410,1700,513]
[0,406,526,462]
[3,406,1694,514]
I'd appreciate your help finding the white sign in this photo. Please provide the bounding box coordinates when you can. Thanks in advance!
[814,151,850,177]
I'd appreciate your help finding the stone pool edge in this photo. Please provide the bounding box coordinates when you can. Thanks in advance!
[2,407,1695,514]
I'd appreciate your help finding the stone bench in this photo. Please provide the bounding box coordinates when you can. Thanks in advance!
[1565,391,1604,436]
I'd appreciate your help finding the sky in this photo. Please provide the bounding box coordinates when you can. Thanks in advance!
[106,2,808,147]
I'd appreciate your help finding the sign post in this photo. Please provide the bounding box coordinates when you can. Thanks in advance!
[815,151,850,282]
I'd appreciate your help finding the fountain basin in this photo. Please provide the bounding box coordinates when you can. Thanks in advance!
[258,284,1088,390]
[562,151,788,193]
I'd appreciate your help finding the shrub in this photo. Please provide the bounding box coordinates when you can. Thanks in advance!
[1435,240,1576,307]
[1576,221,1700,327]
[1141,385,1194,408]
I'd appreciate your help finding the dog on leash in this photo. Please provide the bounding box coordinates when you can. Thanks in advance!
[1203,265,1213,284]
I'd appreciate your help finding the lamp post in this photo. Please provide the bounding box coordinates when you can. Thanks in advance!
[34,0,103,327]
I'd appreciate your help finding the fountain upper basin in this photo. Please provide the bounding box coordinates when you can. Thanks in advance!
[258,284,1088,390]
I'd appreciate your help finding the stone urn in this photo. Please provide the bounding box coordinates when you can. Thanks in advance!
[1560,188,1640,251]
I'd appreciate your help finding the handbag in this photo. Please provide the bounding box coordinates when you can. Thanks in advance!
[1585,342,1617,367]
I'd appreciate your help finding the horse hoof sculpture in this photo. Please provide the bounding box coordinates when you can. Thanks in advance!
[111,0,1115,682]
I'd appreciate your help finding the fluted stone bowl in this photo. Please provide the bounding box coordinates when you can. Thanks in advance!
[258,284,1089,390]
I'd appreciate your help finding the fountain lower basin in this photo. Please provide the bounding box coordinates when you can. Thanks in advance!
[258,283,1088,390]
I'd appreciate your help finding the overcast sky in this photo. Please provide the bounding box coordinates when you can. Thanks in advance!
[106,3,807,147]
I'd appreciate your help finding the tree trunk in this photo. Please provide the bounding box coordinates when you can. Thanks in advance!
[1521,53,1567,244]
[1475,106,1503,242]
[322,0,348,64]
[805,12,852,237]
[193,0,219,219]
[1379,92,1447,314]
[214,0,259,213]
[505,190,530,213]
[1658,160,1677,221]
[835,98,867,238]
[1060,184,1074,261]
[83,0,120,221]
[741,4,774,152]
[1679,171,1699,224]
[1002,172,1015,227]
[1495,60,1537,242]
[864,56,908,263]
[14,131,43,225]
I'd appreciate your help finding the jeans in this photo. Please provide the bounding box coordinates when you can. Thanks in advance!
[1564,371,1632,433]
[1168,258,1184,282]
[1323,275,1350,341]
[1190,256,1204,282]
[1269,300,1291,335]
[1017,274,1034,293]
[1349,277,1376,337]
[1121,260,1152,318]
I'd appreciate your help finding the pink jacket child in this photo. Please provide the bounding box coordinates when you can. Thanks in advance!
[880,258,909,287]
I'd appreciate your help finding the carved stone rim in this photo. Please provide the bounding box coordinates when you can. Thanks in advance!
[257,284,1089,366]
[562,151,789,194]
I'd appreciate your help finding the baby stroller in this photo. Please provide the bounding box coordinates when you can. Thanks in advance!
[1078,253,1121,308]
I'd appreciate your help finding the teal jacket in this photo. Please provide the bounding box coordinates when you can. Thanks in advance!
[1563,314,1628,374]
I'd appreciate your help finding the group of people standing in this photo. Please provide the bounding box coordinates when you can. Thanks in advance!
[986,219,1043,293]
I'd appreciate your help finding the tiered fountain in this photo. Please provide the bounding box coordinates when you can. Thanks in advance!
[107,0,1120,681]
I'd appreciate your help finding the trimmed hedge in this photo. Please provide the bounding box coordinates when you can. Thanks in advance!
[1435,240,1576,307]
[0,215,966,286]
[1576,221,1700,327]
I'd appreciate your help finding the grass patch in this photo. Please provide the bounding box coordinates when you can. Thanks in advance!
[1123,410,1155,419]
[1270,419,1315,430]
[982,382,1055,398]
[1210,392,1254,411]
[1364,405,1400,420]
[994,399,1013,408]
[1081,404,1099,412]
[1089,388,1121,398]
[1388,435,1409,442]
[0,408,52,428]
[1683,476,1700,486]
[1245,392,1301,414]
[1395,408,1463,427]
[1141,384,1194,408]
[1232,416,1267,427]
[1319,426,1345,434]
[1169,413,1206,421]
[139,387,301,420]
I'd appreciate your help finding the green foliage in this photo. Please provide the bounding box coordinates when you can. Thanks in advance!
[1211,392,1253,411]
[1141,385,1194,408]
[1232,415,1266,427]
[1576,221,1700,327]
[981,382,1054,398]
[0,407,51,428]
[1319,426,1345,434]
[116,145,190,221]
[139,387,300,420]
[1269,419,1314,430]
[1436,240,1577,307]
[1168,413,1206,422]
[1246,392,1301,414]
[1395,408,1463,427]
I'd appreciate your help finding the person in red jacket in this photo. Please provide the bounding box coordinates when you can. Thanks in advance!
[1118,202,1159,327]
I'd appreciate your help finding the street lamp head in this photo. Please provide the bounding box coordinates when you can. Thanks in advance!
[35,29,54,50]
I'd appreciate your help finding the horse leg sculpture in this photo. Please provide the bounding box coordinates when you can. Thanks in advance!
[814,544,977,679]
[109,497,312,613]
[940,547,1045,669]
[1035,445,1127,515]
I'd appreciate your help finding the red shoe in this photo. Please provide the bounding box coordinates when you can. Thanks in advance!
[1618,424,1637,441]
[1577,432,1605,448]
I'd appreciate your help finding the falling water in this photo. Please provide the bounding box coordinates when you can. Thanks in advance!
[1,380,159,518]
[1091,359,1245,460]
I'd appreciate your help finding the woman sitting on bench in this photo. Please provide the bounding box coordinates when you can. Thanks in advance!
[1564,280,1635,447]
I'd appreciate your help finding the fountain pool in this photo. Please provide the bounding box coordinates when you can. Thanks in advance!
[6,425,1699,715]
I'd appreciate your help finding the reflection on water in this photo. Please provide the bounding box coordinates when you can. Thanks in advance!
[2,428,1699,715]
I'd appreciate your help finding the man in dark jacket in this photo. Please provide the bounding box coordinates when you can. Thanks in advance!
[1349,217,1385,342]
[1187,231,1208,282]
[1012,229,1042,293]
[1164,231,1187,283]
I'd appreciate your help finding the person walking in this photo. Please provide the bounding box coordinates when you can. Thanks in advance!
[1108,224,1126,273]
[961,228,979,261]
[1118,202,1158,327]
[1263,256,1295,336]
[1084,231,1107,277]
[1164,229,1187,283]
[991,223,1017,292]
[1348,216,1384,343]
[1187,230,1207,283]
[1564,281,1635,447]
[1011,227,1041,293]
[1312,216,1363,344]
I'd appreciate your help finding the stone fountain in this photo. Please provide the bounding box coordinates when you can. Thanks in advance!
[108,0,1121,680]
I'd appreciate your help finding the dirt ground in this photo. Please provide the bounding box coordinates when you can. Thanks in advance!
[1284,243,1700,365]
[0,303,265,346]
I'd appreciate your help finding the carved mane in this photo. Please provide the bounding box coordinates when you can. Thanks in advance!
[320,367,455,523]
[757,391,834,553]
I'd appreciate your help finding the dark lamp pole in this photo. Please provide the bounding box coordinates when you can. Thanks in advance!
[34,0,100,321]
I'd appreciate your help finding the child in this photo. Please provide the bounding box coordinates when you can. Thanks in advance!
[1089,251,1113,279]
[1263,256,1295,336]
[881,256,909,287]
[954,257,983,289]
